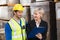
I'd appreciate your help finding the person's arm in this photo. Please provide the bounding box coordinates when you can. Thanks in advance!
[5,23,12,40]
[35,21,48,40]
[36,33,42,40]
[26,22,31,35]
[42,22,48,39]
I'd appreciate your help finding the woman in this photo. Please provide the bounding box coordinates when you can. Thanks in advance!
[26,8,48,40]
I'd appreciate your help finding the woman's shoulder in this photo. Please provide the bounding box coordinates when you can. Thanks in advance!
[28,19,35,24]
[40,20,48,27]
[41,20,47,24]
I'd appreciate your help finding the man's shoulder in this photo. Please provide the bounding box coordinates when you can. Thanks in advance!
[5,23,10,26]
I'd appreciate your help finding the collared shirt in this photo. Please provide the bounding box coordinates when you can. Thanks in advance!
[35,20,41,28]
[36,23,40,28]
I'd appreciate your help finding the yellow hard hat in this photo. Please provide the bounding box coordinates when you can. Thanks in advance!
[13,4,24,11]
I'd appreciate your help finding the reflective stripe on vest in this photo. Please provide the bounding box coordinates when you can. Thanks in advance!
[8,18,26,40]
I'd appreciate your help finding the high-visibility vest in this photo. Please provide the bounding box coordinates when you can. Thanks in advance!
[8,18,26,40]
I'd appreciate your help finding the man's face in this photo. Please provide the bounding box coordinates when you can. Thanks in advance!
[33,11,43,20]
[15,11,23,19]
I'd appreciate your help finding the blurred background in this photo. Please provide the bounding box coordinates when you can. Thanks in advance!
[0,0,60,40]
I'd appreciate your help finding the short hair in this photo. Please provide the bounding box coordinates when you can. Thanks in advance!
[13,10,19,15]
[34,8,45,14]
[13,10,18,12]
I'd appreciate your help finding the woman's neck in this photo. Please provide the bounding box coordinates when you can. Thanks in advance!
[35,19,41,24]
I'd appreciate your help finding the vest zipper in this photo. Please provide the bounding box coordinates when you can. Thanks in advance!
[21,28,24,40]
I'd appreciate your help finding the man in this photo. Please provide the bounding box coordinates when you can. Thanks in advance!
[5,4,26,40]
[26,8,48,40]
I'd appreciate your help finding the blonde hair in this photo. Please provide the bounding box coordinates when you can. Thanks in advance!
[34,8,45,14]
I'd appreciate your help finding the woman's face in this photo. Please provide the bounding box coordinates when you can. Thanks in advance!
[33,11,43,20]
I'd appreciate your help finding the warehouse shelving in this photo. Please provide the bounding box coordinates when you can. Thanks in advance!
[0,0,58,40]
[0,0,19,40]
